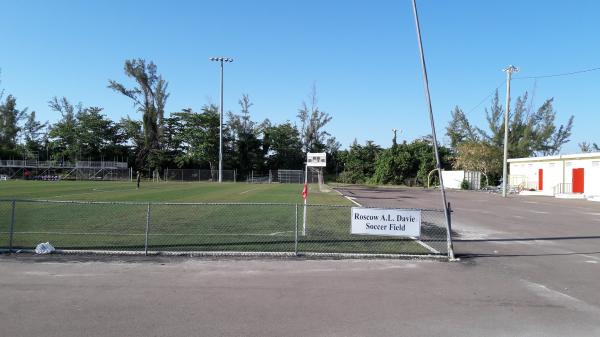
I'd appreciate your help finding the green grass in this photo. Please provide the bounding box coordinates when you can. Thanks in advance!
[0,181,440,255]
[0,180,349,204]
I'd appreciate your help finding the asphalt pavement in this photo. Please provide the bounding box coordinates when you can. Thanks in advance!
[1,187,599,337]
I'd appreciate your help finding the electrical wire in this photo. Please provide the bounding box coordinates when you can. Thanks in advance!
[514,66,600,80]
[464,65,600,116]
[465,80,504,116]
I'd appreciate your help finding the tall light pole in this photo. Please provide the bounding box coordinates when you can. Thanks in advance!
[502,65,518,197]
[209,57,233,183]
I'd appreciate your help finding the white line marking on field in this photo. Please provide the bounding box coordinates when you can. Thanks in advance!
[584,260,598,264]
[513,215,524,219]
[523,201,539,204]
[239,188,258,195]
[523,280,600,315]
[584,212,600,216]
[410,236,440,254]
[344,196,362,207]
[529,210,549,214]
[268,231,295,236]
[153,232,295,236]
[2,231,295,237]
[3,231,144,236]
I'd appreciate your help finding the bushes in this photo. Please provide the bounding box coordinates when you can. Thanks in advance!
[336,139,453,186]
[461,179,470,190]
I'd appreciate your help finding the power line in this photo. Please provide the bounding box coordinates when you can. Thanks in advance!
[464,65,600,116]
[465,80,504,116]
[514,66,600,80]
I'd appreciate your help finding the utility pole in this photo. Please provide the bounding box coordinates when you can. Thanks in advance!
[392,129,402,147]
[502,65,518,197]
[210,57,234,183]
[411,0,455,260]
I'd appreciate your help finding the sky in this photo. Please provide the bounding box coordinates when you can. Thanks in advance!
[1,0,599,153]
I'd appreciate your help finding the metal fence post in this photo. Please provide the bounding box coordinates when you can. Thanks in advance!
[446,202,455,260]
[294,204,298,255]
[144,203,151,256]
[9,200,16,253]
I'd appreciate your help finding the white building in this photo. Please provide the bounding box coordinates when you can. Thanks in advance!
[441,170,481,190]
[508,152,600,199]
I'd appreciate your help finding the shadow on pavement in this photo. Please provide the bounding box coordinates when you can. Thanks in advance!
[458,251,600,259]
[455,235,600,242]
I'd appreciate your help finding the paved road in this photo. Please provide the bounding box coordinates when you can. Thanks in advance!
[337,186,600,333]
[1,187,599,336]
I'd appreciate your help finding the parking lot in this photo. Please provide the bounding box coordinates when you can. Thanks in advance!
[1,187,599,336]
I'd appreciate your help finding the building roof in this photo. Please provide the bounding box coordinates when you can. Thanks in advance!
[507,152,600,163]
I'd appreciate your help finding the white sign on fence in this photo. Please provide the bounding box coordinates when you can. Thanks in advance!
[307,152,326,167]
[351,207,421,237]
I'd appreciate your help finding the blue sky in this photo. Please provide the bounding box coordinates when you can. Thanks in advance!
[1,0,598,153]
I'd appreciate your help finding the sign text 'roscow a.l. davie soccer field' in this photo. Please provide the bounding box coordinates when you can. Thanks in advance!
[351,207,421,237]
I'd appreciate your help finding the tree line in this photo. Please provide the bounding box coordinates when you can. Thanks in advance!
[1,60,588,184]
[0,59,339,178]
[335,90,580,186]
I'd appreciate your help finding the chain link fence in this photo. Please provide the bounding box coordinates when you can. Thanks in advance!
[164,169,236,182]
[158,169,321,184]
[0,200,11,249]
[0,200,451,258]
[246,170,320,184]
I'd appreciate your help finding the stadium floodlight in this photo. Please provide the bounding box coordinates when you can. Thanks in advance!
[209,56,234,183]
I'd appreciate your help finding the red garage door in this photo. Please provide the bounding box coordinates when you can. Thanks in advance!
[572,168,584,193]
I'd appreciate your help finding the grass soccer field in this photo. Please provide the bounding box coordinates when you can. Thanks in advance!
[0,180,349,204]
[0,181,437,255]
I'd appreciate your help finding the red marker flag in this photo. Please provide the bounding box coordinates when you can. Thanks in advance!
[302,183,308,199]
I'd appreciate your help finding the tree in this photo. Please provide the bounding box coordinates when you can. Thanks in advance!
[264,122,304,169]
[371,143,413,185]
[297,85,333,153]
[108,59,169,170]
[337,140,382,184]
[453,141,503,179]
[168,105,221,174]
[226,95,264,174]
[406,138,452,185]
[117,117,144,167]
[0,95,27,152]
[579,142,600,153]
[477,91,573,157]
[23,111,48,155]
[75,107,119,160]
[47,97,82,161]
[446,106,478,149]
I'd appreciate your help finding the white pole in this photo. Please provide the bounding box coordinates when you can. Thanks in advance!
[210,57,233,183]
[502,65,518,197]
[303,163,308,236]
[218,60,224,183]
